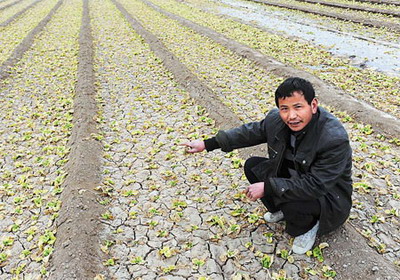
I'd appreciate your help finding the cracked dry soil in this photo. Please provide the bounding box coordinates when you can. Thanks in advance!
[1,0,400,279]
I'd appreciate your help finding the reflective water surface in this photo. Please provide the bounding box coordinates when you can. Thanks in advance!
[211,0,400,76]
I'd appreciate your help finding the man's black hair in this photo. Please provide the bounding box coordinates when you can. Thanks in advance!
[275,77,315,107]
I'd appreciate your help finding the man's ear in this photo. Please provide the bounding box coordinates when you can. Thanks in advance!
[311,98,318,114]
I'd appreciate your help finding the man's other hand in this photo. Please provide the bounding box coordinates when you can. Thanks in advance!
[181,140,205,153]
[244,182,265,201]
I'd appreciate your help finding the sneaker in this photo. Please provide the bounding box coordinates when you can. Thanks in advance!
[292,221,320,254]
[264,210,284,223]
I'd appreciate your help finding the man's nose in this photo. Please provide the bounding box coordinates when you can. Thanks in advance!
[289,109,297,119]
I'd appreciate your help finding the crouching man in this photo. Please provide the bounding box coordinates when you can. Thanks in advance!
[183,77,353,254]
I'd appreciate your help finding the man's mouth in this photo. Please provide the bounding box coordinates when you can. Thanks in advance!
[288,121,301,126]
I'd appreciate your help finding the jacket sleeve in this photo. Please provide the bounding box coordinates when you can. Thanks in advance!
[214,119,268,152]
[266,138,352,202]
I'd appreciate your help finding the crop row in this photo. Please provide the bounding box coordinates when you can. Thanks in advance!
[0,0,80,278]
[0,0,44,28]
[151,0,400,119]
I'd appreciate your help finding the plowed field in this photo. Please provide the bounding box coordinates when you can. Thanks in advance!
[0,0,399,279]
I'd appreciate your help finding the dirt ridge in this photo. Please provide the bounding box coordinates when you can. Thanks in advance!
[0,0,63,80]
[49,0,106,278]
[142,0,400,139]
[0,0,44,27]
[248,0,400,32]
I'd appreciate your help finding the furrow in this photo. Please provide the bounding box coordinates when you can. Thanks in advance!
[0,0,16,6]
[117,0,282,124]
[354,0,400,6]
[111,0,242,130]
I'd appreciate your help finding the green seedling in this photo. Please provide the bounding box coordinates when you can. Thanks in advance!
[192,258,206,269]
[130,256,145,264]
[260,254,273,269]
[159,246,175,258]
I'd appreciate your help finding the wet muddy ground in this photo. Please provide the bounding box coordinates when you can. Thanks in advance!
[196,0,400,76]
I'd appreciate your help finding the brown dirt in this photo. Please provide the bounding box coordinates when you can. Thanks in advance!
[321,224,400,280]
[48,0,106,279]
[0,0,43,27]
[0,0,63,80]
[142,0,400,140]
[250,0,400,32]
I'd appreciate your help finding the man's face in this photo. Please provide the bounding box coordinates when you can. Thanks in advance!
[278,91,318,132]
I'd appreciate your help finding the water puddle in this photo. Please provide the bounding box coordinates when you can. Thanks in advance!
[210,0,400,77]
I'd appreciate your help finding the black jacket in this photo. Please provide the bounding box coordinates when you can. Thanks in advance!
[208,107,352,235]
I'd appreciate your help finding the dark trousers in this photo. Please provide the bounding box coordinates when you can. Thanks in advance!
[244,157,320,236]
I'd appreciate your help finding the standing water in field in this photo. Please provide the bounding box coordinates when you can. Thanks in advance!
[210,0,400,77]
